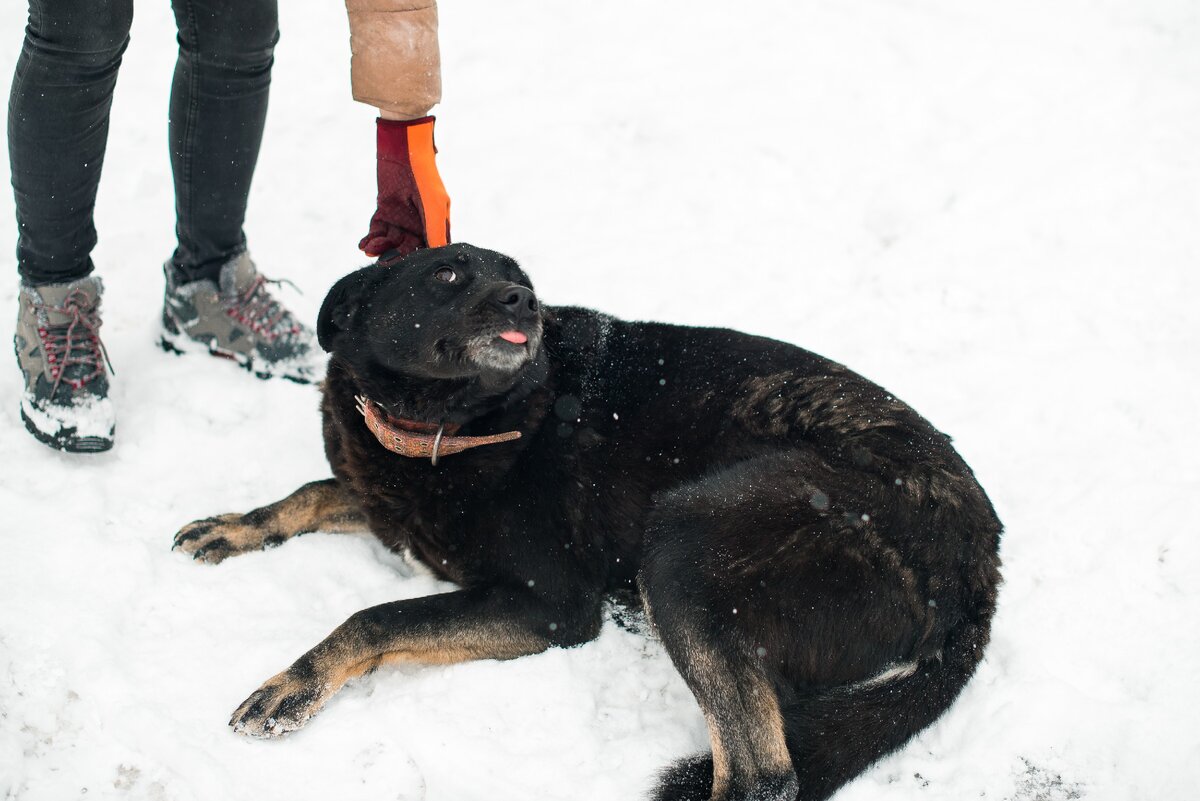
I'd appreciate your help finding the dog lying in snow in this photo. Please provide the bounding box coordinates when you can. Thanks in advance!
[174,243,1002,801]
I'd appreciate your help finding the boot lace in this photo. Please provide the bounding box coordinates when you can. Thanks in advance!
[222,276,302,342]
[34,288,114,398]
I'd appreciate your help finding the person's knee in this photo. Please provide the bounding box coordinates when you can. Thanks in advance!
[178,0,279,67]
[25,0,134,68]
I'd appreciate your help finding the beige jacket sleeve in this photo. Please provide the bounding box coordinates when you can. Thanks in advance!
[345,0,442,118]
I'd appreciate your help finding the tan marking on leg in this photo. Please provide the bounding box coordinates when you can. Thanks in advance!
[740,675,793,774]
[676,629,794,798]
[229,589,562,739]
[260,479,365,536]
[174,479,365,563]
[706,711,733,798]
[318,627,544,689]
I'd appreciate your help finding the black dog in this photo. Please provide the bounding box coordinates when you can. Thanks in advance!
[174,243,1002,801]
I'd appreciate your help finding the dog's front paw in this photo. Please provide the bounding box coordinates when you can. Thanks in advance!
[172,513,275,564]
[228,665,332,738]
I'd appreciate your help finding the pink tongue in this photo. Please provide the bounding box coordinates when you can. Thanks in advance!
[499,331,528,344]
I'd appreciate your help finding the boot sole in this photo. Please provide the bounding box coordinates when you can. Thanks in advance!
[20,406,114,453]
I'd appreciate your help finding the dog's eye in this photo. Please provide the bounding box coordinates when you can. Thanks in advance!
[434,267,457,283]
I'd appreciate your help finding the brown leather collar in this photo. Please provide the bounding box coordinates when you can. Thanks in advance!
[354,395,521,465]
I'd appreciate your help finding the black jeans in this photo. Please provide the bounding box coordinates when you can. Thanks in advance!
[8,0,279,286]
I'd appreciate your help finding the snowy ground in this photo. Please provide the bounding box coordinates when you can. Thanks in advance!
[2,1,1198,799]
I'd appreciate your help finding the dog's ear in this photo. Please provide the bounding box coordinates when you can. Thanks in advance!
[317,266,378,352]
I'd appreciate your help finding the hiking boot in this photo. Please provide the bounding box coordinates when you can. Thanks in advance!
[160,253,324,383]
[14,276,115,453]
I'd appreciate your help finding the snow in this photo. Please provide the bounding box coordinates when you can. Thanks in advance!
[18,393,115,444]
[1,1,1198,800]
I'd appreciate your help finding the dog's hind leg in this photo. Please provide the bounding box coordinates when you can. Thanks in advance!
[645,610,798,801]
[173,478,366,563]
[641,450,950,801]
[640,460,804,801]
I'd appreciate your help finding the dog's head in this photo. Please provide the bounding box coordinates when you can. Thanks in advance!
[317,243,544,396]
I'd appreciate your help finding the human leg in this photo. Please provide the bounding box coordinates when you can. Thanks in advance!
[8,0,134,285]
[168,0,278,282]
[8,0,131,451]
[162,0,322,383]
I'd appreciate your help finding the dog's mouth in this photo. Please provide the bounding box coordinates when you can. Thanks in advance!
[464,321,541,373]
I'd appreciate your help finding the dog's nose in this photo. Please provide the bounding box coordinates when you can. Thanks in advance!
[493,285,538,315]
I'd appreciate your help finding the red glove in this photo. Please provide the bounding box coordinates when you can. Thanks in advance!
[359,116,451,259]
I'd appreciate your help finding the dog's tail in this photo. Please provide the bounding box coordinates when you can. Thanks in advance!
[653,619,990,801]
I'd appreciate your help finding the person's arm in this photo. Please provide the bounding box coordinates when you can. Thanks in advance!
[346,0,440,118]
[346,0,450,258]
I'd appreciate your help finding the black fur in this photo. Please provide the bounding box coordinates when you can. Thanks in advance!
[310,242,1002,800]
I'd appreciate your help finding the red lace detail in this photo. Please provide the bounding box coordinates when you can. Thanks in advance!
[33,288,113,398]
[222,276,302,341]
